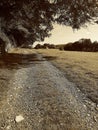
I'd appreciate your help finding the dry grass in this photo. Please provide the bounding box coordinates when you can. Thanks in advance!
[0,68,15,107]
[9,48,36,54]
[36,49,98,104]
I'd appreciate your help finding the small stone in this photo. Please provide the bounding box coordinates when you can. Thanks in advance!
[6,125,11,129]
[15,115,24,123]
[87,114,90,117]
[96,106,98,111]
[1,123,5,128]
[77,88,80,91]
[93,116,97,122]
[83,104,87,108]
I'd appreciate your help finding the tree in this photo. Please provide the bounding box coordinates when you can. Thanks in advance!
[54,0,98,28]
[63,38,98,52]
[34,44,42,49]
[0,0,98,54]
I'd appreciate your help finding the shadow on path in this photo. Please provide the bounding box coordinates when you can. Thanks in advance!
[0,53,58,69]
[0,53,42,69]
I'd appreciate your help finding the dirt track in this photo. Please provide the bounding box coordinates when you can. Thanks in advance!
[0,52,98,130]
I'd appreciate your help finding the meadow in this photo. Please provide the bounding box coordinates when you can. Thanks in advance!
[36,49,98,104]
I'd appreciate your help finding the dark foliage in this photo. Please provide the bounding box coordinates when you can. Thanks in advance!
[35,43,56,49]
[0,0,98,53]
[55,0,98,28]
[63,39,98,52]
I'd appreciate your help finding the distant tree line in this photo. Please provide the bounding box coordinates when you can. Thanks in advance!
[35,43,56,49]
[59,39,98,52]
[35,39,98,52]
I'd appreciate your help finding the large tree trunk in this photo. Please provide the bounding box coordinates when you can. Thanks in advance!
[0,43,6,56]
[0,31,16,56]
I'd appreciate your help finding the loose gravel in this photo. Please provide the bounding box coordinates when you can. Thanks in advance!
[0,54,98,130]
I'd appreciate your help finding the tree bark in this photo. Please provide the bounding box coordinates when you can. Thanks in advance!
[0,32,16,56]
[0,43,6,56]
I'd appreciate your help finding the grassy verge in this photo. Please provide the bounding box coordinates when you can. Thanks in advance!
[0,66,15,107]
[0,52,21,107]
[36,49,98,104]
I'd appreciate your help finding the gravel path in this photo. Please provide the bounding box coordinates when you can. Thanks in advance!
[0,54,98,130]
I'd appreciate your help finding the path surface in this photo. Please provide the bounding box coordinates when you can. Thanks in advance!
[0,53,98,130]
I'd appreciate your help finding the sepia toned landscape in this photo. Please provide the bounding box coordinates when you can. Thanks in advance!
[0,0,98,130]
[36,49,98,104]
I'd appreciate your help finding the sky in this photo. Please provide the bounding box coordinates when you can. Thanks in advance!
[34,23,98,46]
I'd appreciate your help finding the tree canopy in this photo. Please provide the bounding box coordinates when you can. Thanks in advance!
[0,0,98,51]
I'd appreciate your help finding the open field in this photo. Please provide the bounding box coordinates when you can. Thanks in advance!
[36,49,98,104]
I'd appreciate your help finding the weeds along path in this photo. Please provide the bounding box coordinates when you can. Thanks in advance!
[0,53,97,130]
